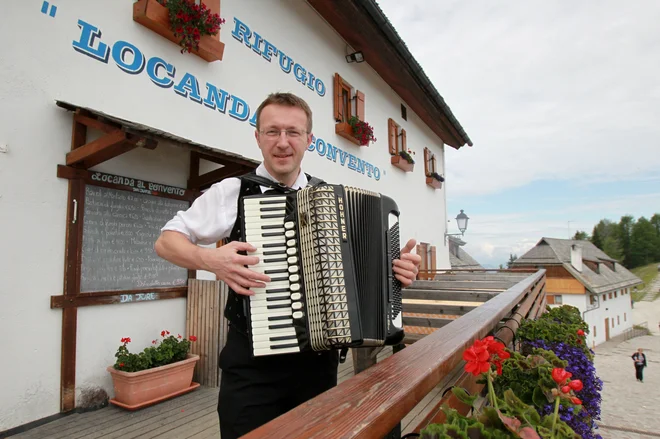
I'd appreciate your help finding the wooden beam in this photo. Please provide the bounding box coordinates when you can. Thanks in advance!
[412,280,517,290]
[351,347,383,375]
[74,113,118,133]
[403,289,497,302]
[66,129,133,168]
[402,316,453,329]
[402,302,477,316]
[51,287,187,309]
[188,164,250,190]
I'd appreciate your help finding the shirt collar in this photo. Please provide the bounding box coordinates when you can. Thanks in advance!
[256,163,308,190]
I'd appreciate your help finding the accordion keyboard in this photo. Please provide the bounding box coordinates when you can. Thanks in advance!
[243,196,304,356]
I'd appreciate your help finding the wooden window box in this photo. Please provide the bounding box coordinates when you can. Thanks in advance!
[426,176,443,189]
[391,155,414,172]
[335,122,361,146]
[133,0,225,63]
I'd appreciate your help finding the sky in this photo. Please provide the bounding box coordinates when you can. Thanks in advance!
[377,0,660,268]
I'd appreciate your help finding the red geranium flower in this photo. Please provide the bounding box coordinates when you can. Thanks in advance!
[577,329,585,336]
[551,368,572,385]
[463,345,490,376]
[568,379,583,392]
[561,386,570,394]
[570,397,582,405]
[189,335,198,342]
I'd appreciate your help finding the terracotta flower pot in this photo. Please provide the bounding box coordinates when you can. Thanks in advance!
[391,155,414,172]
[335,122,362,146]
[107,354,200,410]
[426,176,443,189]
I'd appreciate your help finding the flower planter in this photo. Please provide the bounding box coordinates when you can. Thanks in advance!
[107,354,200,410]
[391,155,414,172]
[335,122,362,146]
[133,0,225,62]
[426,176,443,189]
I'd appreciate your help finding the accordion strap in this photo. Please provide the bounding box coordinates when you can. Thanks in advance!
[240,170,325,193]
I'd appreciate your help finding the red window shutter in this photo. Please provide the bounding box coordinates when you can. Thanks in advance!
[424,148,429,175]
[388,118,396,155]
[432,155,437,173]
[401,129,407,154]
[356,90,365,121]
[334,73,344,122]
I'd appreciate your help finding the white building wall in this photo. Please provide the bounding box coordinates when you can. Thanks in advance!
[582,289,633,348]
[0,0,455,430]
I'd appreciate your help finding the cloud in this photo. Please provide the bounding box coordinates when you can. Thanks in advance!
[377,0,660,197]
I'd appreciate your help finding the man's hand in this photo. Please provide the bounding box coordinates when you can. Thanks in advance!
[393,238,421,287]
[198,241,270,296]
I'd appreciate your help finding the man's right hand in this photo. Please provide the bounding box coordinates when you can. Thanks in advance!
[198,241,270,296]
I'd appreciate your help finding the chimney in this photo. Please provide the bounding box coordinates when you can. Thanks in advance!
[571,244,582,272]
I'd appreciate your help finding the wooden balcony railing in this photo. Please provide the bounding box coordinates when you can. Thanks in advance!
[241,269,547,439]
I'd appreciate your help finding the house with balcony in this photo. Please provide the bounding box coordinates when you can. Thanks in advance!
[0,0,480,434]
[512,238,642,347]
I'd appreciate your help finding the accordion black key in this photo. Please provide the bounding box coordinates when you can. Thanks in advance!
[239,184,404,357]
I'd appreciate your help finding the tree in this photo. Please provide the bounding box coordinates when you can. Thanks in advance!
[652,213,660,261]
[572,230,589,240]
[590,226,603,249]
[507,253,518,268]
[630,217,660,268]
[618,215,635,266]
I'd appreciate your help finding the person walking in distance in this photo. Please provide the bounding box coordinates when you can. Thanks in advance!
[632,348,647,382]
[155,92,422,439]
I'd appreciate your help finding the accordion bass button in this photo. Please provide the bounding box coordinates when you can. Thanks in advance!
[287,256,298,264]
[290,283,300,292]
[289,274,300,282]
[286,248,297,256]
[288,266,299,273]
[287,239,296,247]
[291,302,303,310]
[291,292,302,300]
[285,230,296,238]
[284,221,295,229]
[292,311,304,319]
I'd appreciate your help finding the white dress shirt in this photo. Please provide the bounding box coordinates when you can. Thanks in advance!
[160,163,309,245]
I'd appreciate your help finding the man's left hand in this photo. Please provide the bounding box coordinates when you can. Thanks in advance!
[393,238,421,287]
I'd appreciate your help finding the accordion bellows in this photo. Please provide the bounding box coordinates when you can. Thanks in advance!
[240,184,404,357]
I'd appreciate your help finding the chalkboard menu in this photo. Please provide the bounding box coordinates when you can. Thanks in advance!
[80,185,189,292]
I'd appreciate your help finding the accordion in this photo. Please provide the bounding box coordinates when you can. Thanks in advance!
[239,183,404,357]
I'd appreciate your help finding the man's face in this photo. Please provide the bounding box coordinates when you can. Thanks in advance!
[255,104,312,181]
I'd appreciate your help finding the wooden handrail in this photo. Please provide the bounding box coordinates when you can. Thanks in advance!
[242,269,547,439]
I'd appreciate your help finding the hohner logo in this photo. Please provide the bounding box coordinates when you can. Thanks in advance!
[337,195,347,241]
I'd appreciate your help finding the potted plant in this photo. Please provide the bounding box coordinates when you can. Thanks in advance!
[426,171,444,189]
[420,336,582,438]
[133,0,226,62]
[391,149,415,172]
[336,116,377,146]
[107,330,199,410]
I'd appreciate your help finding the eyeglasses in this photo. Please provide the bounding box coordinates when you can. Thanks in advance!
[259,129,307,139]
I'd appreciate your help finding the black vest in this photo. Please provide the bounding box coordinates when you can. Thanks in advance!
[223,170,324,335]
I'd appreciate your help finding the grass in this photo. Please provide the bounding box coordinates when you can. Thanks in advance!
[631,262,660,301]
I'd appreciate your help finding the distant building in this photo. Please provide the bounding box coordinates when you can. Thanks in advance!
[512,238,642,347]
[448,236,483,269]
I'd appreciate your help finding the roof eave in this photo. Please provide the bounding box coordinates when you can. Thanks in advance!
[306,0,473,149]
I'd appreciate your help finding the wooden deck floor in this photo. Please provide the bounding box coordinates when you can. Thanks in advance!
[8,346,445,439]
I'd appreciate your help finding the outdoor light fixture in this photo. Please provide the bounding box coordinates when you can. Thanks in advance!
[444,209,470,244]
[345,51,365,63]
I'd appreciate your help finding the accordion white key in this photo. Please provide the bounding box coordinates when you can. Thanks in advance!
[240,184,404,357]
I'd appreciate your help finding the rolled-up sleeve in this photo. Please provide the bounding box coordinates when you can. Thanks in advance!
[160,178,240,245]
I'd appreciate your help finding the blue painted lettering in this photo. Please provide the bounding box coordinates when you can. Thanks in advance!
[174,72,202,103]
[252,32,264,56]
[72,19,109,63]
[262,40,278,62]
[203,82,230,113]
[112,40,145,75]
[146,57,175,88]
[279,52,292,73]
[315,138,326,156]
[229,95,250,121]
[231,17,252,48]
[325,143,338,162]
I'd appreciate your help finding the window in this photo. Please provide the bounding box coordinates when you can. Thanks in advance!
[593,326,597,337]
[624,313,627,322]
[424,147,438,177]
[617,316,620,325]
[612,319,614,328]
[333,73,364,123]
[555,295,563,305]
[609,293,613,300]
[401,104,407,121]
[388,118,407,155]
[590,295,597,305]
[603,294,606,301]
